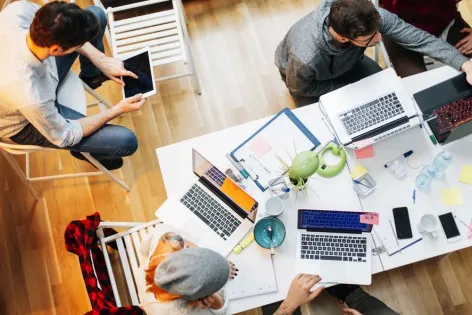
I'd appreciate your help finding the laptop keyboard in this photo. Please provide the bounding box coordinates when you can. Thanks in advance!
[205,166,226,186]
[432,95,472,133]
[300,233,367,262]
[339,92,404,135]
[180,184,241,240]
[300,210,368,230]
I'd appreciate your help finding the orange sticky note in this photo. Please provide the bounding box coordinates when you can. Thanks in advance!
[221,178,255,212]
[355,145,374,159]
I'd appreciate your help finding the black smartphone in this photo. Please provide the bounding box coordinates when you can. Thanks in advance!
[393,207,413,239]
[438,212,462,243]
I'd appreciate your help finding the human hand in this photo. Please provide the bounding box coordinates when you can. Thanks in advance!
[343,308,362,315]
[116,94,146,114]
[195,293,224,310]
[228,261,238,279]
[456,28,472,55]
[461,60,472,86]
[96,55,138,86]
[283,274,325,313]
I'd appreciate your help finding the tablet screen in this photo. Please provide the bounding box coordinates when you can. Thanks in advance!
[123,51,154,98]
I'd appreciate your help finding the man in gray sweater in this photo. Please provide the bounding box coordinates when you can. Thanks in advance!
[275,0,472,107]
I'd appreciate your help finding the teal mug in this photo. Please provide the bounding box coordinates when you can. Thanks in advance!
[254,217,286,249]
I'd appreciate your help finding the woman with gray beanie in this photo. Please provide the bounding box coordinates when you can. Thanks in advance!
[138,224,236,314]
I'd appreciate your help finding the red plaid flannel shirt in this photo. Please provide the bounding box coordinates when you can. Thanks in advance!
[65,212,144,315]
[382,0,460,37]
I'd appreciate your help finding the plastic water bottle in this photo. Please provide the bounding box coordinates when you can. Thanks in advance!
[415,165,436,191]
[433,151,452,178]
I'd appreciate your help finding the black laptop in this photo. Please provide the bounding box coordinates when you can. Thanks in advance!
[414,73,472,145]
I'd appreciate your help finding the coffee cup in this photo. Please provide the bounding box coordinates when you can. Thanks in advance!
[265,197,284,217]
[417,214,438,239]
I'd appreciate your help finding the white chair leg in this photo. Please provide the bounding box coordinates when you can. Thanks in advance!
[0,150,39,201]
[81,153,130,191]
[176,0,202,95]
[82,82,113,109]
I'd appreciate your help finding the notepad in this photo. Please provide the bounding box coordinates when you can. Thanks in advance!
[355,145,374,159]
[441,187,463,206]
[459,165,472,186]
[226,243,277,300]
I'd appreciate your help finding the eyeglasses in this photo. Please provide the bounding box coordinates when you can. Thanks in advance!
[348,31,379,47]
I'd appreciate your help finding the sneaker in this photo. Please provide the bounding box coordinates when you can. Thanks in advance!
[79,73,110,90]
[326,284,360,303]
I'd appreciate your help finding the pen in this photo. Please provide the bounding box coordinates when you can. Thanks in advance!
[412,189,416,204]
[226,154,249,179]
[353,179,371,189]
[389,219,400,247]
[384,150,414,168]
[421,120,438,145]
[233,232,255,254]
[389,238,422,256]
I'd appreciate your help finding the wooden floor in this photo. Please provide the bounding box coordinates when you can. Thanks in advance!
[1,0,472,314]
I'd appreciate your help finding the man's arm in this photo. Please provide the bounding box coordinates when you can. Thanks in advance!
[284,53,345,98]
[76,42,137,85]
[18,94,145,148]
[378,8,469,71]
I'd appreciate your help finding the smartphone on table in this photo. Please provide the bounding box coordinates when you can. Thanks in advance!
[393,207,413,239]
[438,212,462,243]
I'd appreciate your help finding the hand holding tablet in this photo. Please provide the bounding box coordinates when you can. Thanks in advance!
[121,47,157,98]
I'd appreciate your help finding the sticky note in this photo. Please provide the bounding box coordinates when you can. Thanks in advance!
[249,136,271,158]
[355,145,374,159]
[459,165,472,186]
[351,165,367,179]
[441,187,463,206]
[360,212,379,225]
[221,178,255,212]
[468,220,472,240]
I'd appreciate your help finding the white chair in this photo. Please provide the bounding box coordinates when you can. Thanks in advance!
[106,0,202,94]
[96,219,163,306]
[0,71,130,201]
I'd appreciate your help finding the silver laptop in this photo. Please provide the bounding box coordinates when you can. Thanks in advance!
[296,209,373,285]
[157,149,257,257]
[320,68,421,149]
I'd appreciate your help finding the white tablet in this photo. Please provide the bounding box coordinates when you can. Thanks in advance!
[121,47,157,99]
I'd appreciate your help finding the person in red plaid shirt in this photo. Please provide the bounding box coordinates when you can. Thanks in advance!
[382,0,472,77]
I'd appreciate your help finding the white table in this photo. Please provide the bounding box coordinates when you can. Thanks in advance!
[155,66,472,313]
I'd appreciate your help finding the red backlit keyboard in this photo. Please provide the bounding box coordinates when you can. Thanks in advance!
[432,96,472,132]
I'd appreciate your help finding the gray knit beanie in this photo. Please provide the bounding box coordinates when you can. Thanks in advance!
[154,247,230,300]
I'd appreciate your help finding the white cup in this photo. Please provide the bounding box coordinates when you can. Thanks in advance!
[417,214,438,239]
[265,197,284,217]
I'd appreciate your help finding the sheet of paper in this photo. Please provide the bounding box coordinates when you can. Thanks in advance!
[355,145,374,159]
[248,136,272,158]
[468,220,472,240]
[441,187,463,206]
[459,165,472,186]
[226,242,277,299]
[360,212,379,225]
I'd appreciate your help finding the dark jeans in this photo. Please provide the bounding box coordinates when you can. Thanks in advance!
[11,6,138,161]
[261,288,398,315]
[383,15,472,78]
[287,56,382,107]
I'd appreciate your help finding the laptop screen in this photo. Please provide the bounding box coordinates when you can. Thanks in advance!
[298,209,373,233]
[192,149,257,214]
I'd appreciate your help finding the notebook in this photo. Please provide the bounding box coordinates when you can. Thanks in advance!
[226,242,278,299]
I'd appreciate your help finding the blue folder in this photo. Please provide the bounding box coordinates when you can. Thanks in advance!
[230,108,320,191]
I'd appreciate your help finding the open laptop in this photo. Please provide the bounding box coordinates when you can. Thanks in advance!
[414,72,472,145]
[296,209,373,285]
[157,149,258,257]
[320,68,421,149]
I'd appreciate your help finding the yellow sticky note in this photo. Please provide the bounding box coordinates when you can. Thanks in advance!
[351,165,367,179]
[441,187,463,206]
[459,165,472,186]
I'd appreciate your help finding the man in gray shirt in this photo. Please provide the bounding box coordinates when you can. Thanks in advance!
[275,0,472,107]
[0,1,145,170]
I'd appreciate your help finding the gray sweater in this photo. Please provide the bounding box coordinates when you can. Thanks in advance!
[275,0,469,98]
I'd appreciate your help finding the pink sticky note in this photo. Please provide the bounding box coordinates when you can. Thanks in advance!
[249,136,271,158]
[468,220,472,240]
[355,145,374,159]
[360,212,379,225]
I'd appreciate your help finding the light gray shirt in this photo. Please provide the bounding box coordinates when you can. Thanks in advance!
[0,1,83,147]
